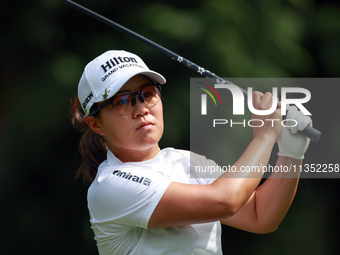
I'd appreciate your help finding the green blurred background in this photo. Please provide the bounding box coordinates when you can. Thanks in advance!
[1,0,339,254]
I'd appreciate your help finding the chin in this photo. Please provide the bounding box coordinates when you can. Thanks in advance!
[141,133,163,150]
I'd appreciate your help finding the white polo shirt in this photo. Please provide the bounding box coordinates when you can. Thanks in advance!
[87,147,223,255]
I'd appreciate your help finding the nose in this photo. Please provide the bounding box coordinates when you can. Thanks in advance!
[133,96,149,118]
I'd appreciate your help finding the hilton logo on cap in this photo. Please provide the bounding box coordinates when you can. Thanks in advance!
[101,56,138,73]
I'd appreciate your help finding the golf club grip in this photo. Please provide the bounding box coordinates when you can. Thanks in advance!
[63,0,322,142]
[300,125,322,143]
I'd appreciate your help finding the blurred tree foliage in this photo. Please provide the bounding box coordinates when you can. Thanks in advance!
[0,0,339,254]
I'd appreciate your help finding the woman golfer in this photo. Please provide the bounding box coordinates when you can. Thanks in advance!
[71,50,311,255]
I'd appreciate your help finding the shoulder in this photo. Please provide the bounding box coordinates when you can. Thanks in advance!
[90,163,169,196]
[88,163,171,223]
[161,148,214,166]
[161,148,220,181]
[161,147,202,160]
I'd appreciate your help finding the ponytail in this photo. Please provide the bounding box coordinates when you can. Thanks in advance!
[70,95,107,183]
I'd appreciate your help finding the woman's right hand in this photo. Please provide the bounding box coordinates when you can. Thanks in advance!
[251,91,282,143]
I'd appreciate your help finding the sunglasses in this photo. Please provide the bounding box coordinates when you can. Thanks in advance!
[88,84,161,116]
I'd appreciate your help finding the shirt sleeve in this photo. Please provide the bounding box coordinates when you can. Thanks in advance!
[87,166,172,229]
[189,151,224,185]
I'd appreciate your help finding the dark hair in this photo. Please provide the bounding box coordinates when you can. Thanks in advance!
[70,95,107,183]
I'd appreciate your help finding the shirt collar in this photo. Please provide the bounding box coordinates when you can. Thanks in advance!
[106,149,123,166]
[106,148,162,166]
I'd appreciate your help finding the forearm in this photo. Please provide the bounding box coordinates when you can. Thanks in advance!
[254,156,301,231]
[212,135,277,213]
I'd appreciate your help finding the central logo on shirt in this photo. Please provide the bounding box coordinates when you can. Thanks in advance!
[112,170,152,186]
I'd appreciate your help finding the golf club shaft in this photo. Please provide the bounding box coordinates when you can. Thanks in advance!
[63,0,321,142]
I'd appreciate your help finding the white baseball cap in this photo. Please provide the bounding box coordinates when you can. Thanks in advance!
[78,50,166,116]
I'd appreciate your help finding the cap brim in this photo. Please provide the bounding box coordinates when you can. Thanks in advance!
[93,70,166,103]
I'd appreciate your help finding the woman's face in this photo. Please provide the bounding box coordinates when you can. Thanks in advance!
[87,75,164,162]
